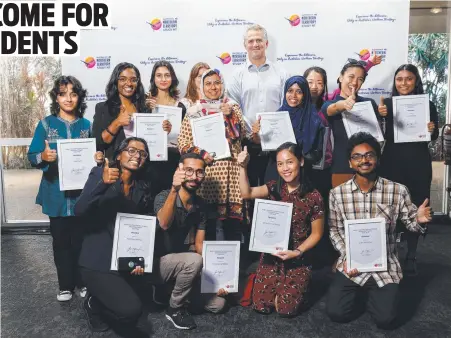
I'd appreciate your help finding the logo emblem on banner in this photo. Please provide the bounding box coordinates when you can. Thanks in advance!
[147,18,178,31]
[285,15,300,26]
[148,18,162,31]
[355,48,387,62]
[357,49,371,61]
[80,57,96,69]
[217,53,232,65]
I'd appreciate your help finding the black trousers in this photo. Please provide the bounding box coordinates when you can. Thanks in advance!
[49,216,84,291]
[327,272,399,329]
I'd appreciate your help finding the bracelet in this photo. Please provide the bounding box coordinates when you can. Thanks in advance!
[105,127,117,137]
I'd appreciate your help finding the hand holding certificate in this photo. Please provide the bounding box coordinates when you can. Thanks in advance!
[342,101,384,142]
[256,112,297,151]
[154,105,182,147]
[190,113,231,160]
[392,94,430,143]
[201,241,240,293]
[57,138,96,191]
[134,113,168,161]
[249,199,293,254]
[110,213,157,272]
[344,218,387,273]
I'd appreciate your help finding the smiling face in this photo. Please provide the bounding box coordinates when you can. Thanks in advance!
[244,29,268,62]
[339,66,365,98]
[56,83,79,115]
[395,70,416,96]
[154,66,172,91]
[203,73,222,100]
[181,158,206,192]
[276,149,304,184]
[117,68,138,98]
[349,143,378,177]
[117,140,147,172]
[286,83,303,108]
[306,71,325,101]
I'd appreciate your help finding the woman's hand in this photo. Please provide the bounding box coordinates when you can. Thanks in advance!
[343,259,359,277]
[217,288,229,297]
[378,96,388,117]
[237,146,250,168]
[272,250,300,261]
[343,88,356,111]
[220,97,232,116]
[369,53,382,66]
[203,152,215,166]
[130,266,144,276]
[428,121,435,134]
[41,140,57,162]
[251,116,261,143]
[102,158,120,184]
[163,120,172,134]
[146,93,157,110]
[115,105,132,127]
[94,151,104,164]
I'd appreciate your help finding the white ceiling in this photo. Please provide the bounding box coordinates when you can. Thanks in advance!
[410,0,451,33]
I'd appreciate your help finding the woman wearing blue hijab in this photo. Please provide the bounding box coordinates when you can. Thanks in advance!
[263,75,325,182]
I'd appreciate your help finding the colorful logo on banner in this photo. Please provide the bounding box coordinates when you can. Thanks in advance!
[357,49,371,61]
[147,18,178,31]
[285,14,317,27]
[285,15,300,26]
[80,56,111,70]
[355,48,387,62]
[216,52,247,66]
[277,52,324,62]
[347,13,396,24]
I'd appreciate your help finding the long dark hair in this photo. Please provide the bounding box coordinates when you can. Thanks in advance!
[274,142,314,198]
[391,64,424,97]
[105,62,147,113]
[337,61,367,89]
[149,61,180,100]
[304,67,328,111]
[49,76,87,117]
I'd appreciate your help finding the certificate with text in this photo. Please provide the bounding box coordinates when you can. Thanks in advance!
[257,112,297,151]
[342,101,384,142]
[57,138,96,191]
[190,113,231,160]
[249,199,293,254]
[110,213,156,272]
[154,105,183,147]
[201,241,240,293]
[134,113,168,161]
[344,218,387,273]
[393,94,430,143]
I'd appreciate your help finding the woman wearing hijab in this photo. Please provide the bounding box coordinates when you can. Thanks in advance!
[178,69,247,240]
[252,76,325,182]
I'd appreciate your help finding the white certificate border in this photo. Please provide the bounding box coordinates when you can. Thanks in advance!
[344,218,387,273]
[256,112,297,151]
[312,127,330,170]
[57,138,96,191]
[134,113,168,161]
[249,199,293,254]
[110,212,157,273]
[201,241,240,294]
[190,113,231,160]
[155,105,183,147]
[342,101,384,142]
[392,94,431,143]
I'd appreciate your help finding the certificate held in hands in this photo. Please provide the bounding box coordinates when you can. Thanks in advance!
[344,218,387,273]
[392,94,430,143]
[57,138,96,191]
[134,113,168,161]
[257,112,297,151]
[154,105,182,147]
[190,113,231,160]
[201,241,240,293]
[342,101,384,142]
[110,213,157,272]
[249,199,293,254]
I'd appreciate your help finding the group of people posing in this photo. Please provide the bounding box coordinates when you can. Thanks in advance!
[27,24,436,335]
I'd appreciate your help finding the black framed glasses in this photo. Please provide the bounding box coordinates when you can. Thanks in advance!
[184,167,206,178]
[124,147,148,159]
[350,152,376,162]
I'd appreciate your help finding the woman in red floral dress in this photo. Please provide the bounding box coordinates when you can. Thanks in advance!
[238,142,324,317]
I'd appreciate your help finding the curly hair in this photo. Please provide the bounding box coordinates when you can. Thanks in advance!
[149,61,180,100]
[49,76,87,117]
[346,132,381,160]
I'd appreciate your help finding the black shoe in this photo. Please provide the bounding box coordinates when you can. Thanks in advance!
[83,296,110,332]
[152,285,169,306]
[404,257,418,276]
[165,306,197,330]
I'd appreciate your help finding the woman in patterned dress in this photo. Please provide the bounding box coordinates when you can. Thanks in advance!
[177,69,246,240]
[238,142,324,316]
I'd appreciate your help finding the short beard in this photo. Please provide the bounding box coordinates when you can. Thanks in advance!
[182,180,199,192]
[355,168,377,180]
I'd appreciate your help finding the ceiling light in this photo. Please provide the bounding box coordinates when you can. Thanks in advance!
[430,7,443,14]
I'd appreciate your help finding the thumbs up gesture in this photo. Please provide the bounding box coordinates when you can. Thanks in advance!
[102,158,120,184]
[220,95,232,116]
[343,87,356,112]
[172,163,186,191]
[237,146,250,168]
[145,92,157,110]
[378,96,388,117]
[41,140,57,162]
[417,198,432,224]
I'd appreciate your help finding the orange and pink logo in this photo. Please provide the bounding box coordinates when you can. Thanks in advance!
[148,18,162,31]
[217,52,231,65]
[80,57,96,69]
[285,14,300,26]
[357,49,371,61]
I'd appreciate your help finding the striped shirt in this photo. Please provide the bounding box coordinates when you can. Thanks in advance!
[329,176,426,287]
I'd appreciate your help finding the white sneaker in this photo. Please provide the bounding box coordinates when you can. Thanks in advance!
[79,287,88,298]
[57,290,73,302]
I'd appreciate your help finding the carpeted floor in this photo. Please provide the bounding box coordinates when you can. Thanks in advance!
[2,224,451,338]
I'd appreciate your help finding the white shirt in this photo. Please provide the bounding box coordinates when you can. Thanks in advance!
[227,59,288,135]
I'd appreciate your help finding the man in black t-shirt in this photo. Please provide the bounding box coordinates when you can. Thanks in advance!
[153,153,226,330]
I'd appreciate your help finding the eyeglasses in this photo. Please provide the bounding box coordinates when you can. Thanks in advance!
[204,80,222,88]
[184,167,206,178]
[350,152,376,162]
[124,147,148,159]
[347,58,367,67]
[118,77,139,84]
